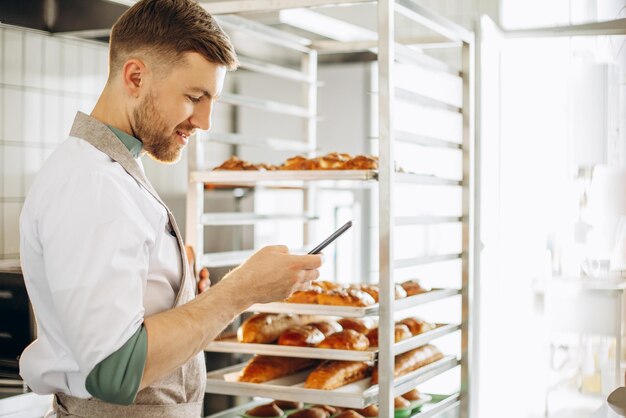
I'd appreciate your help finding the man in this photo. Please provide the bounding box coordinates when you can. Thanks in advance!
[18,0,323,416]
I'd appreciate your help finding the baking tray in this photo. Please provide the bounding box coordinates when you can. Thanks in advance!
[193,170,378,184]
[246,288,461,317]
[205,323,461,361]
[204,355,458,409]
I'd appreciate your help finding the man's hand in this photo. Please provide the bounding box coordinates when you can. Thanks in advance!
[222,245,323,306]
[185,245,210,294]
[198,267,210,293]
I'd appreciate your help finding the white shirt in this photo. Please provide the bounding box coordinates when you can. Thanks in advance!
[19,136,182,397]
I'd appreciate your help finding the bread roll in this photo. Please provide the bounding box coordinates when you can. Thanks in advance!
[273,400,303,410]
[337,318,376,334]
[245,403,284,417]
[237,313,303,344]
[395,397,411,409]
[278,325,325,347]
[394,284,408,299]
[353,405,378,417]
[310,405,337,415]
[371,344,443,384]
[288,408,329,418]
[316,330,370,351]
[239,356,317,383]
[349,284,407,302]
[345,155,378,170]
[366,324,412,348]
[286,288,322,304]
[401,388,421,401]
[335,411,365,418]
[401,279,431,296]
[317,289,375,307]
[309,321,343,337]
[304,361,372,390]
[399,317,436,336]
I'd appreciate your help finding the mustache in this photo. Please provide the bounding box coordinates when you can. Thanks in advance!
[175,123,196,134]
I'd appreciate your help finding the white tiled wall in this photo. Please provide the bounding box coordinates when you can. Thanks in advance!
[0,25,109,259]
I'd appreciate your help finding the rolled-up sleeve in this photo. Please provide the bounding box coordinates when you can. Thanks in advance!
[38,168,151,383]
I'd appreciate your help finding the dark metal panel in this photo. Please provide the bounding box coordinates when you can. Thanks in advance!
[0,0,46,31]
[51,0,128,32]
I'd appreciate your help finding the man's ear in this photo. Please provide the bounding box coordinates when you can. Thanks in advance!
[121,58,147,98]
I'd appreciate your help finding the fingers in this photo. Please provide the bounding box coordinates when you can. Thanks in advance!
[296,254,324,270]
[263,245,289,254]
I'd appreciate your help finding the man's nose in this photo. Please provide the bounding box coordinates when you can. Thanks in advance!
[190,100,212,131]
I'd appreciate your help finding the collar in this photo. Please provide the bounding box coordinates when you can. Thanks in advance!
[106,125,143,159]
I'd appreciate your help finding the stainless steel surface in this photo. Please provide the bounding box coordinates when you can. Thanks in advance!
[198,131,314,152]
[191,170,378,183]
[246,288,461,317]
[238,56,315,83]
[215,15,312,52]
[503,17,626,38]
[204,355,458,409]
[394,130,462,149]
[220,93,313,118]
[205,337,378,361]
[413,394,461,418]
[201,0,375,15]
[394,216,462,225]
[460,32,476,418]
[205,323,460,360]
[394,0,473,43]
[393,253,462,269]
[200,212,318,226]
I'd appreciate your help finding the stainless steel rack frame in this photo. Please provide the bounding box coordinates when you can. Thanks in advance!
[186,0,475,416]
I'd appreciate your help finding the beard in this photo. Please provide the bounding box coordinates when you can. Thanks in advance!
[133,91,188,164]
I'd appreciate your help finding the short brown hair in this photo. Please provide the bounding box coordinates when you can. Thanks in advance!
[109,0,238,76]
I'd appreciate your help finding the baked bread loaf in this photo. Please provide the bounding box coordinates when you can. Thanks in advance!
[273,400,303,410]
[309,321,343,337]
[310,405,337,415]
[398,317,436,336]
[400,279,431,296]
[278,325,326,347]
[304,361,372,390]
[371,344,443,384]
[401,388,421,401]
[334,411,365,418]
[238,313,304,344]
[366,324,412,348]
[345,155,378,170]
[353,405,378,417]
[245,403,284,417]
[337,318,376,334]
[239,356,317,383]
[288,408,329,418]
[395,397,411,409]
[316,330,370,351]
[311,281,343,291]
[349,284,407,302]
[286,288,322,304]
[317,289,375,307]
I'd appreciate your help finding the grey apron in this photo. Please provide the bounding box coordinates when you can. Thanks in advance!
[52,112,206,418]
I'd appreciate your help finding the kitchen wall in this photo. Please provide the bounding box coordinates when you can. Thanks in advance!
[0,25,109,260]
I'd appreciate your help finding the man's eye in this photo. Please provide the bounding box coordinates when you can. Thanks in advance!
[187,95,201,103]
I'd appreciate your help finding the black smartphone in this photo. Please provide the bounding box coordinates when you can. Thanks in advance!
[308,220,353,254]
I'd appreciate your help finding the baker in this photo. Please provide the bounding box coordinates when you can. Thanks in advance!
[18,0,323,416]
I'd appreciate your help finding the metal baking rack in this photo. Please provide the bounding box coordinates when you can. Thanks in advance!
[186,0,474,416]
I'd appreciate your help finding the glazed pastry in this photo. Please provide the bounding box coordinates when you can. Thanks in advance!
[237,313,304,343]
[316,329,370,351]
[398,317,436,336]
[286,288,322,304]
[395,397,411,409]
[238,356,317,383]
[371,344,443,384]
[308,320,343,337]
[366,324,412,348]
[345,155,378,170]
[304,361,372,390]
[317,289,375,307]
[401,279,431,296]
[310,405,337,415]
[337,318,376,334]
[311,280,343,291]
[401,388,421,401]
[278,325,326,347]
[245,403,284,417]
[272,400,303,410]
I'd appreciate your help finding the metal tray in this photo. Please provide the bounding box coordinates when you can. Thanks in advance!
[204,355,459,409]
[192,170,378,184]
[205,323,461,361]
[247,288,461,317]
